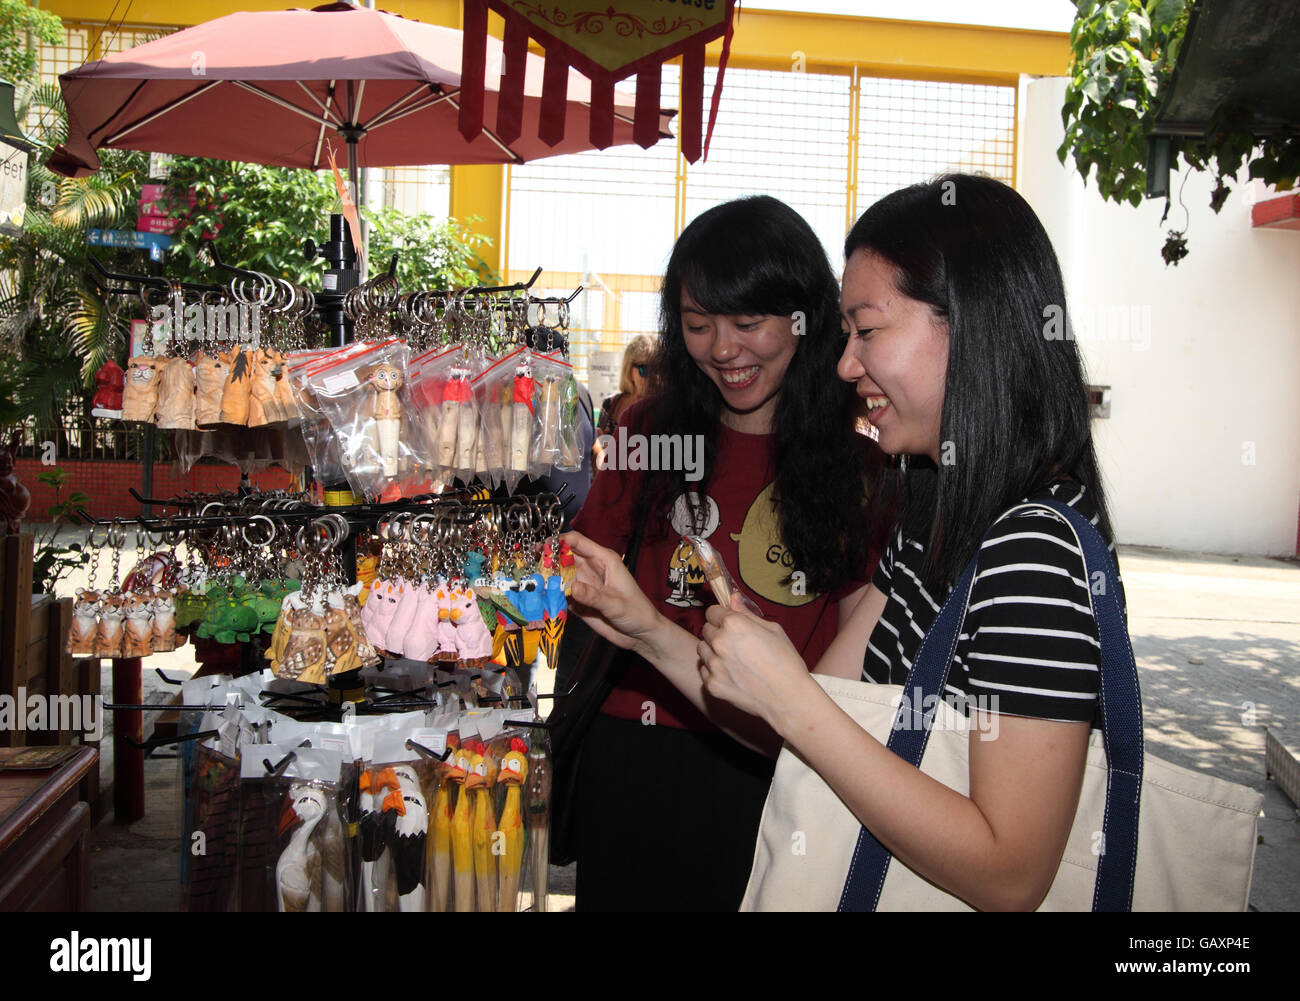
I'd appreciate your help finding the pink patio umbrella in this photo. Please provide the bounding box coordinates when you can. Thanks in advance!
[49,1,673,186]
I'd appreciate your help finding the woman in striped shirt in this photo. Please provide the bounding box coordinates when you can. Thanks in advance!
[567,173,1116,910]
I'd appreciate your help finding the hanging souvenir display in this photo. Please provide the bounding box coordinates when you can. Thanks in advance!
[156,643,548,913]
[79,262,586,918]
[67,520,188,659]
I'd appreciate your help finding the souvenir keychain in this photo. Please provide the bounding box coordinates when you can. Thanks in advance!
[367,362,404,479]
[248,348,283,427]
[90,359,125,419]
[194,350,231,427]
[121,356,161,422]
[388,763,428,912]
[155,355,197,430]
[438,364,469,472]
[68,522,113,656]
[509,355,534,480]
[91,522,127,659]
[455,365,480,482]
[359,766,400,912]
[219,347,254,425]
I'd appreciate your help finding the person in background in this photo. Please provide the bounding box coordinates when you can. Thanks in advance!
[595,335,655,444]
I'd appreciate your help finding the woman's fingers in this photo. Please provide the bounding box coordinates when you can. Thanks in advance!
[569,578,602,609]
[561,530,611,563]
[696,640,719,683]
[571,554,606,591]
[704,603,730,628]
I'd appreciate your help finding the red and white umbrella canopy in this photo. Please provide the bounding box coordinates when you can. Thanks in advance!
[50,2,673,177]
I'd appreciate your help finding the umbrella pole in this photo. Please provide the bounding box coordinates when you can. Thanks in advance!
[342,123,366,283]
[316,215,358,347]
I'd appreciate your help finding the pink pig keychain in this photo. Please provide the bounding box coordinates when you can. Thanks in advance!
[383,578,425,657]
[401,586,441,662]
[364,578,406,655]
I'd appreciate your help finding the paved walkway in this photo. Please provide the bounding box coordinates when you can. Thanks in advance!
[1115,546,1300,912]
[83,541,1299,911]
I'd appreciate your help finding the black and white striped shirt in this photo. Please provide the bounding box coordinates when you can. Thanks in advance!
[863,481,1120,725]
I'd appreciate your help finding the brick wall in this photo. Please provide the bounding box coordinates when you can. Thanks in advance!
[14,457,293,521]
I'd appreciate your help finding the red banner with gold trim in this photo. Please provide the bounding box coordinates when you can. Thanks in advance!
[459,0,739,162]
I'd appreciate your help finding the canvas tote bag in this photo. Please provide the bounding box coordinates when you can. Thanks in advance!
[741,501,1263,912]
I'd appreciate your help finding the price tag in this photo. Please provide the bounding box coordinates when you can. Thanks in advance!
[322,369,359,393]
[477,711,503,741]
[408,728,447,757]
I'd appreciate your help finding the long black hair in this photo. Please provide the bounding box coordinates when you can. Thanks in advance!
[632,195,881,594]
[845,173,1113,593]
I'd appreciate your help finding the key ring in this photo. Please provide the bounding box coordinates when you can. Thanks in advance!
[241,514,276,547]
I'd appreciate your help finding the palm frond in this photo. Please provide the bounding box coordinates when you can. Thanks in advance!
[19,82,69,151]
[13,348,83,426]
[69,287,123,383]
[52,173,137,229]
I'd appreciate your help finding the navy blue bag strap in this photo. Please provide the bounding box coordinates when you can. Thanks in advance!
[836,499,1143,912]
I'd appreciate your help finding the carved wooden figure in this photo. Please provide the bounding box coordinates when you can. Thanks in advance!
[366,363,404,478]
[219,347,254,425]
[154,357,196,430]
[194,351,231,427]
[121,356,161,423]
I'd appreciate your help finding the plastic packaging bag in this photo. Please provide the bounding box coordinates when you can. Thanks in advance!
[470,354,506,491]
[237,745,349,912]
[508,353,538,489]
[306,339,427,501]
[487,731,533,912]
[358,732,436,912]
[181,742,240,912]
[528,350,583,474]
[410,345,479,486]
[287,346,352,485]
[472,347,535,493]
[407,345,461,493]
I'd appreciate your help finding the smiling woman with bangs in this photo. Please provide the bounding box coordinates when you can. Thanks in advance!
[567,195,893,911]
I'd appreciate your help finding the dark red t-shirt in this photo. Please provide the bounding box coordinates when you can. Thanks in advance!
[573,405,885,730]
